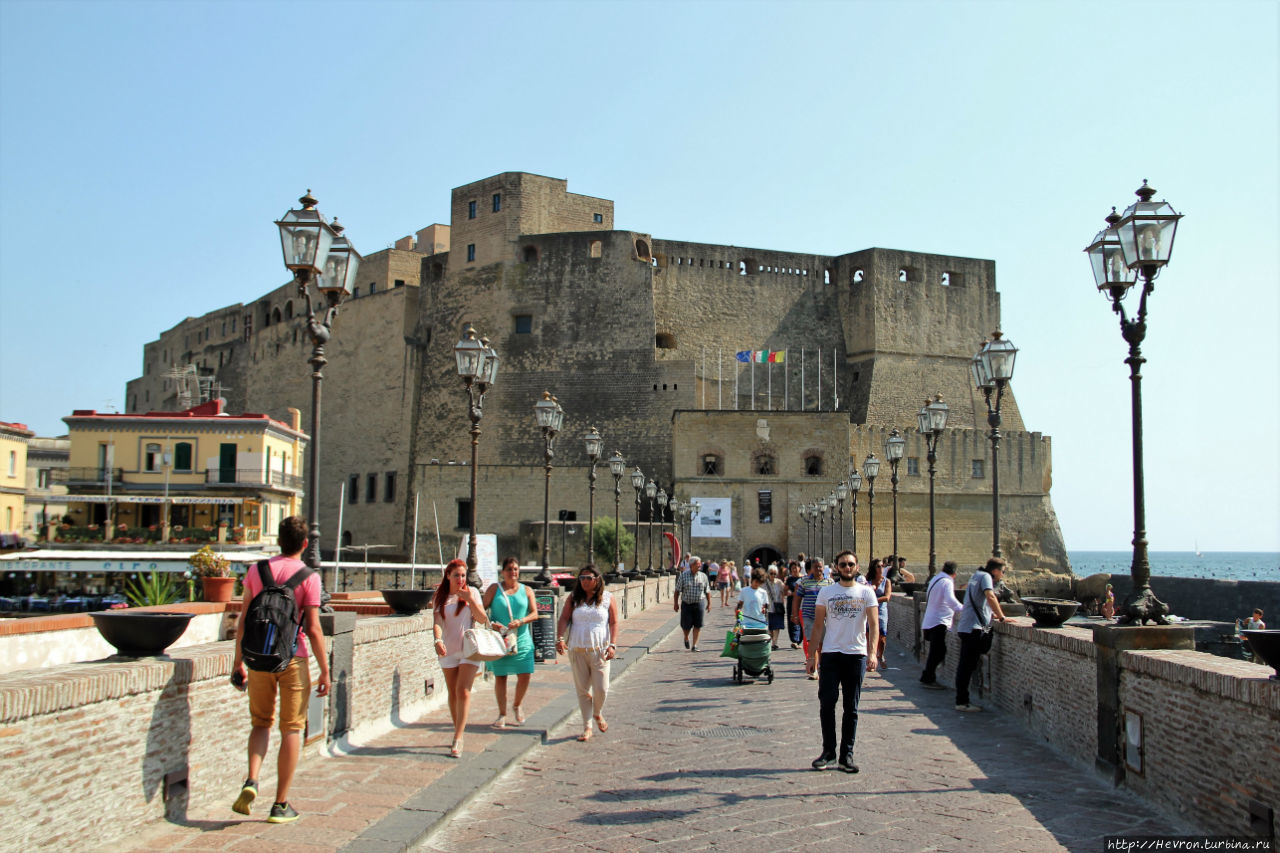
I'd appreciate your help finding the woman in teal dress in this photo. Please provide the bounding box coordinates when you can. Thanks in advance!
[483,557,538,728]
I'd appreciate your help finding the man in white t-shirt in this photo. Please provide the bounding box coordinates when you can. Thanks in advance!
[806,550,879,773]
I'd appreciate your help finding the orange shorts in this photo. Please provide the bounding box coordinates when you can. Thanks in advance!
[247,657,311,732]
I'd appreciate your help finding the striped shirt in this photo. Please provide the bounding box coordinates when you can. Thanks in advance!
[676,569,710,604]
[798,575,832,619]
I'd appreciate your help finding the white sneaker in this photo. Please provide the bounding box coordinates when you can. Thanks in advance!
[955,703,983,712]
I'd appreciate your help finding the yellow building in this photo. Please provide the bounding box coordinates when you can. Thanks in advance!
[54,401,307,546]
[0,421,34,548]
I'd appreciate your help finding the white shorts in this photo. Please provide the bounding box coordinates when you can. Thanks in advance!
[438,650,480,670]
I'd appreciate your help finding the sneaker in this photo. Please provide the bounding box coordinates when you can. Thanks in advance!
[231,779,257,815]
[838,751,859,774]
[811,751,837,771]
[267,802,300,824]
[690,645,699,652]
[921,681,947,690]
[955,703,984,713]
[790,643,800,649]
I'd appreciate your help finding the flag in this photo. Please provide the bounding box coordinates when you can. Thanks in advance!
[768,351,785,363]
[736,351,751,363]
[740,349,785,363]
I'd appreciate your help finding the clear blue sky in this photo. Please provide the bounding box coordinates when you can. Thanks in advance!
[1,0,1276,552]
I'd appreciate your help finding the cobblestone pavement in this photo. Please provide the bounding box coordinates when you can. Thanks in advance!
[421,604,1192,853]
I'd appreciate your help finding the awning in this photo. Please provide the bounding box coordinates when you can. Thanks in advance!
[41,495,243,505]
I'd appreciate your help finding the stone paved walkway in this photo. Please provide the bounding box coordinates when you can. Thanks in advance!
[420,604,1193,853]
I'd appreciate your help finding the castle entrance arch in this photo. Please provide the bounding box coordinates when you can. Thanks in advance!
[744,544,784,569]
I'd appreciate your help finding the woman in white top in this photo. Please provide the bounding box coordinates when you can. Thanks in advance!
[555,565,620,742]
[432,559,491,758]
[736,567,770,630]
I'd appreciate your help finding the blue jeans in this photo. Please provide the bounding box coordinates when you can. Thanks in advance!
[817,652,867,755]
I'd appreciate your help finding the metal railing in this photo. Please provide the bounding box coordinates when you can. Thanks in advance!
[205,468,303,490]
[55,467,122,484]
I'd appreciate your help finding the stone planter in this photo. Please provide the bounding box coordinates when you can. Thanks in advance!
[91,611,196,657]
[1242,630,1280,679]
[1021,596,1081,628]
[201,576,236,603]
[380,588,435,615]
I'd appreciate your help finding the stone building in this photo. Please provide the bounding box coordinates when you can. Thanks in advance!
[125,172,1068,577]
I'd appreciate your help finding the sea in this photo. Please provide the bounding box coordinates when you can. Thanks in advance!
[1068,551,1279,583]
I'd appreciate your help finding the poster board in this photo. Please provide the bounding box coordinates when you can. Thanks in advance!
[691,497,732,538]
[455,534,499,587]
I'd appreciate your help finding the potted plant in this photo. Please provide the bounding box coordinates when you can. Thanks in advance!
[189,545,235,602]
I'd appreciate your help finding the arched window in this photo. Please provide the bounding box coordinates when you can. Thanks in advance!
[272,307,282,324]
[804,454,824,476]
[523,245,540,263]
[634,239,650,260]
[656,332,676,349]
[588,241,602,259]
[852,269,865,283]
[284,301,293,319]
[754,453,776,476]
[701,454,723,476]
[342,530,353,547]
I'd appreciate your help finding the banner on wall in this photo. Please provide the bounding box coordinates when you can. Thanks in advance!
[691,497,731,539]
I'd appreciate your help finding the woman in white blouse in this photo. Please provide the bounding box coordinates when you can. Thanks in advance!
[555,565,620,742]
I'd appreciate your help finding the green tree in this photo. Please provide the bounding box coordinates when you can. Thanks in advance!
[591,516,635,570]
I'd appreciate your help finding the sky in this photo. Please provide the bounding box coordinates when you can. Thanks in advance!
[1,0,1276,553]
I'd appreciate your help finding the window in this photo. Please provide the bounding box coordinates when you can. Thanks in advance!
[384,471,396,503]
[804,454,823,476]
[523,245,539,262]
[366,473,377,502]
[758,490,772,524]
[37,469,51,489]
[369,282,377,294]
[701,454,722,476]
[394,279,405,288]
[7,451,14,477]
[467,200,477,219]
[755,453,776,476]
[466,244,476,262]
[655,333,676,349]
[593,212,603,223]
[144,443,162,472]
[348,474,359,503]
[906,457,920,476]
[514,315,533,334]
[492,193,501,212]
[173,442,193,471]
[457,499,472,529]
[972,459,985,478]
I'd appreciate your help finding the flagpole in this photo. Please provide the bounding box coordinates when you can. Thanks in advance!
[767,358,772,410]
[801,348,805,412]
[784,349,789,411]
[817,349,822,412]
[750,358,755,410]
[718,348,722,410]
[833,349,838,411]
[734,354,739,410]
[701,346,706,409]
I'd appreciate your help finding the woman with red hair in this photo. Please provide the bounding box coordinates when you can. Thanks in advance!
[433,559,490,757]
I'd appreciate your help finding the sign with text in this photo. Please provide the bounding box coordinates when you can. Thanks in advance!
[691,497,732,538]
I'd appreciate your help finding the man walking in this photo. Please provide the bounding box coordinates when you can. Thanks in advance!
[231,516,331,823]
[919,560,963,688]
[806,550,879,772]
[674,555,711,651]
[797,558,831,679]
[954,558,1007,712]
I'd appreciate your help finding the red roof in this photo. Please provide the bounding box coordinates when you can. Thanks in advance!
[64,400,305,437]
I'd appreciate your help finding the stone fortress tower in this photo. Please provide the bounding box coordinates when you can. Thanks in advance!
[126,172,1068,581]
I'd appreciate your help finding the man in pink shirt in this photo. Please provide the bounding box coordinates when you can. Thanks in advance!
[231,516,330,824]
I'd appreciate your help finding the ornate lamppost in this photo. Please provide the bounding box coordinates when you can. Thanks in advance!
[971,331,1017,560]
[917,394,949,579]
[533,392,564,587]
[583,427,602,564]
[813,501,824,563]
[885,429,905,569]
[688,500,701,557]
[848,468,862,558]
[797,505,809,558]
[645,479,657,573]
[1084,180,1182,625]
[863,453,880,562]
[629,466,645,578]
[656,487,668,572]
[835,481,848,554]
[607,450,625,571]
[276,190,361,571]
[453,324,500,587]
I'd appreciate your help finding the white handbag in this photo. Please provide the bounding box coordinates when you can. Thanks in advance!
[462,626,507,662]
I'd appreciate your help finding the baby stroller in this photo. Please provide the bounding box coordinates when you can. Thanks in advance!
[731,614,774,684]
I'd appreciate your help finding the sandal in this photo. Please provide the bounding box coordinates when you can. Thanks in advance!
[491,715,507,729]
[577,730,592,742]
[449,738,463,758]
[594,715,609,733]
[513,706,526,724]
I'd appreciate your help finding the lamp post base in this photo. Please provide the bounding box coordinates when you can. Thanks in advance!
[1115,586,1171,626]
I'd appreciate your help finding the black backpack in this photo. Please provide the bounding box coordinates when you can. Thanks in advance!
[241,559,314,673]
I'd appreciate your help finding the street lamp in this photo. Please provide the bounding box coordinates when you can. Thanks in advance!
[645,479,657,573]
[885,428,906,569]
[917,394,949,579]
[630,466,645,577]
[848,469,862,558]
[607,450,625,571]
[454,323,499,587]
[276,190,360,570]
[583,427,602,565]
[798,504,810,558]
[971,330,1017,560]
[812,501,824,562]
[863,453,880,561]
[656,487,668,572]
[689,500,701,556]
[533,391,564,587]
[1084,180,1182,625]
[835,481,848,554]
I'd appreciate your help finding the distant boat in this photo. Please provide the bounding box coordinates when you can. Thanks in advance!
[1195,540,1202,558]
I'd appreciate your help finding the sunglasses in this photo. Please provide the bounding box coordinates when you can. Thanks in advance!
[579,575,598,581]
[837,561,857,568]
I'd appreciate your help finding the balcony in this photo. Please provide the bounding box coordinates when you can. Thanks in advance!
[55,467,122,485]
[205,468,303,491]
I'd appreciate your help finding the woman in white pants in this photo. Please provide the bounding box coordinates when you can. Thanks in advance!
[555,565,620,742]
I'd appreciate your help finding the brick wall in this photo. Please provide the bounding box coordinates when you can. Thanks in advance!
[887,594,1280,837]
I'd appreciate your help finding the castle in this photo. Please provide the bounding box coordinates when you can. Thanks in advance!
[125,172,1068,579]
